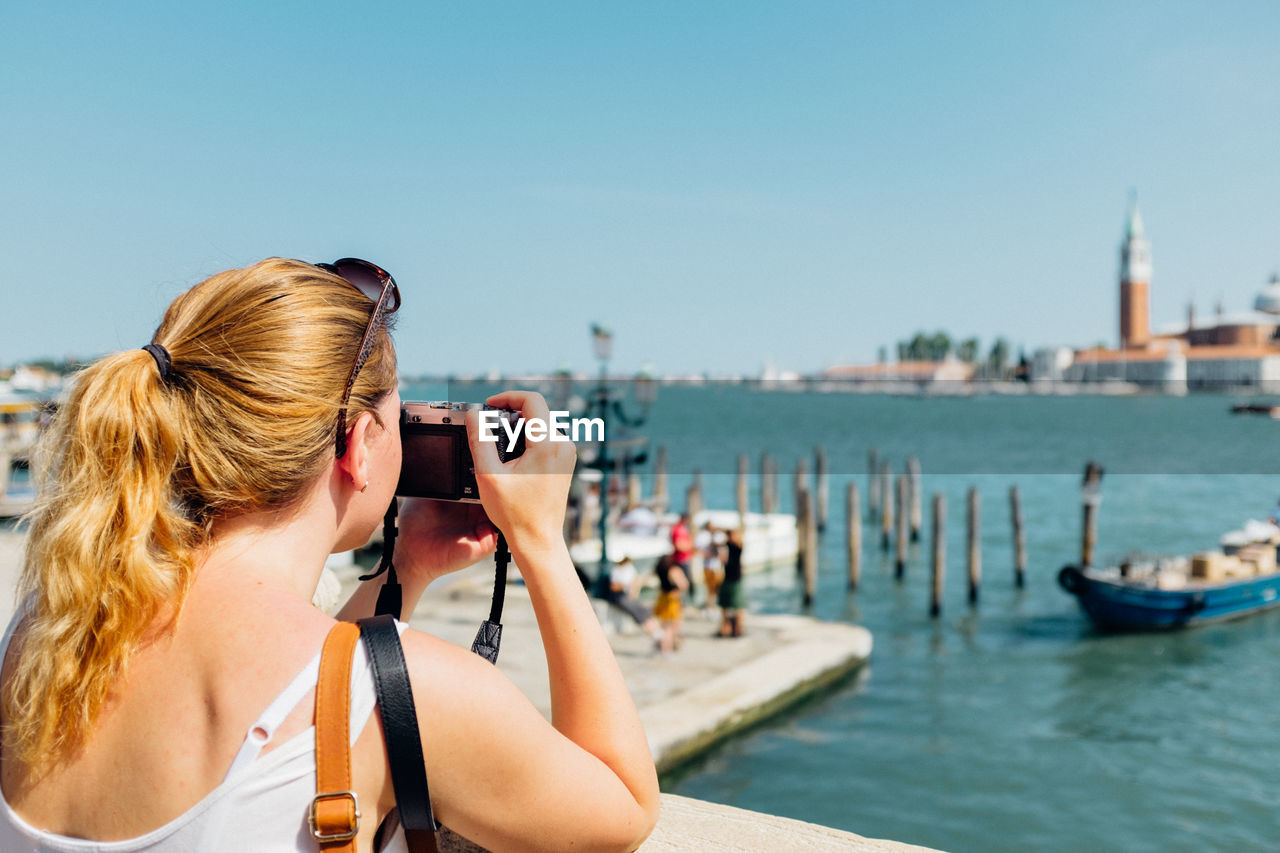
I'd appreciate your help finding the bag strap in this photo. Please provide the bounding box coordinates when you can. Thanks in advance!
[360,614,441,853]
[312,621,363,851]
[360,521,511,851]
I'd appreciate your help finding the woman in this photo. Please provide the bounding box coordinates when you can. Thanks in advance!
[0,258,659,851]
[651,553,688,656]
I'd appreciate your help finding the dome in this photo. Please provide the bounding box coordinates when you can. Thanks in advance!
[1252,273,1280,315]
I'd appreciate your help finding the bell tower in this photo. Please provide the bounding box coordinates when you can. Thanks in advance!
[1119,195,1152,349]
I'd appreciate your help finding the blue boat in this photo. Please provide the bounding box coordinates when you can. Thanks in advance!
[1058,563,1280,630]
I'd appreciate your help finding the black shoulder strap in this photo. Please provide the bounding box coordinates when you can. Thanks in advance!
[358,614,440,851]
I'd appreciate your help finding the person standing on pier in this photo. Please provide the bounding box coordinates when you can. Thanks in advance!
[653,552,689,656]
[696,521,724,618]
[717,527,746,638]
[670,511,698,606]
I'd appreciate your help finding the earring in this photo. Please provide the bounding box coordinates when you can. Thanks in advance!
[361,481,369,493]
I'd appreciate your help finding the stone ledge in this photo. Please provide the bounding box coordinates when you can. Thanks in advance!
[641,794,942,852]
[439,793,942,852]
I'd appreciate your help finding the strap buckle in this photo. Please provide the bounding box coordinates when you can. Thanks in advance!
[309,790,361,842]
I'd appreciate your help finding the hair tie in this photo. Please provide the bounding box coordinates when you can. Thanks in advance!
[141,344,173,382]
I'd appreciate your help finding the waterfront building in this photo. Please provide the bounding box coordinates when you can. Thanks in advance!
[1059,199,1280,392]
[1029,347,1074,384]
[1118,199,1152,349]
[823,197,1278,394]
[810,352,983,395]
[820,358,976,387]
[6,365,62,393]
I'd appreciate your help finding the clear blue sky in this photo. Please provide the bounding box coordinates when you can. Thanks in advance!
[3,1,1277,376]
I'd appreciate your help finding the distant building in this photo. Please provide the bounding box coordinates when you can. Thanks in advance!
[8,365,61,393]
[1063,198,1280,392]
[1064,343,1187,392]
[1029,347,1075,383]
[821,359,976,385]
[1118,200,1153,350]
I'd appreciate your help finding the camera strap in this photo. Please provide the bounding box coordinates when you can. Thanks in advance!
[361,501,403,619]
[470,533,508,664]
[364,498,507,663]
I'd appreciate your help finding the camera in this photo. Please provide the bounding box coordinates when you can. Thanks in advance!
[396,402,525,501]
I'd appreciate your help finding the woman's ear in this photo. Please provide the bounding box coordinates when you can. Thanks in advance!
[336,410,378,491]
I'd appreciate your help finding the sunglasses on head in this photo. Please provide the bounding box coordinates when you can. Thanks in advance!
[314,258,401,458]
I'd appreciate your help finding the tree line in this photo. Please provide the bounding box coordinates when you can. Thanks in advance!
[892,331,1014,378]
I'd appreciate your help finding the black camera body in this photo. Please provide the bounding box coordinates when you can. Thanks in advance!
[397,401,525,501]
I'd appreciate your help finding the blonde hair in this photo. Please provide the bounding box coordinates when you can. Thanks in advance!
[7,257,397,767]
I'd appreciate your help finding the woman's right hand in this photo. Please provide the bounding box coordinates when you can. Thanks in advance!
[466,391,576,551]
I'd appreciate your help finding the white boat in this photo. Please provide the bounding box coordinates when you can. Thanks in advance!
[569,509,799,573]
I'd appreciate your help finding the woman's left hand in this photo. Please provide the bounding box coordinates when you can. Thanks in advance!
[394,497,500,592]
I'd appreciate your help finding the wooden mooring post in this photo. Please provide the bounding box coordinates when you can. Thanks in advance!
[880,461,893,551]
[908,456,923,542]
[894,474,909,580]
[736,453,750,524]
[967,486,981,605]
[1010,484,1026,589]
[652,446,669,513]
[814,445,829,533]
[627,472,642,511]
[1081,461,1104,568]
[794,458,808,521]
[686,469,704,521]
[794,465,806,572]
[564,490,578,545]
[868,449,880,518]
[931,493,946,618]
[798,488,817,606]
[576,480,596,544]
[760,452,777,516]
[847,480,862,591]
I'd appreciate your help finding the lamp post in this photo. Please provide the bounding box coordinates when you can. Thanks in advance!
[550,366,574,413]
[589,325,656,595]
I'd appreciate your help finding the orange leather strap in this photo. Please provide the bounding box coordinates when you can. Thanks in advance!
[312,621,362,851]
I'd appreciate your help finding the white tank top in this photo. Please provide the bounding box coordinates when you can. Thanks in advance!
[0,603,409,852]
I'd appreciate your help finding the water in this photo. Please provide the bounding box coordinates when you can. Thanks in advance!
[413,382,1280,853]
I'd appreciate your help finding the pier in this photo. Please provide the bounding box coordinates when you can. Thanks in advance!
[411,564,870,775]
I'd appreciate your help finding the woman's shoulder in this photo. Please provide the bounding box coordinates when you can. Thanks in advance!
[393,625,564,741]
[396,627,511,693]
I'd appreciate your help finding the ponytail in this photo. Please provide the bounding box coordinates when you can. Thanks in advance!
[7,349,200,765]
